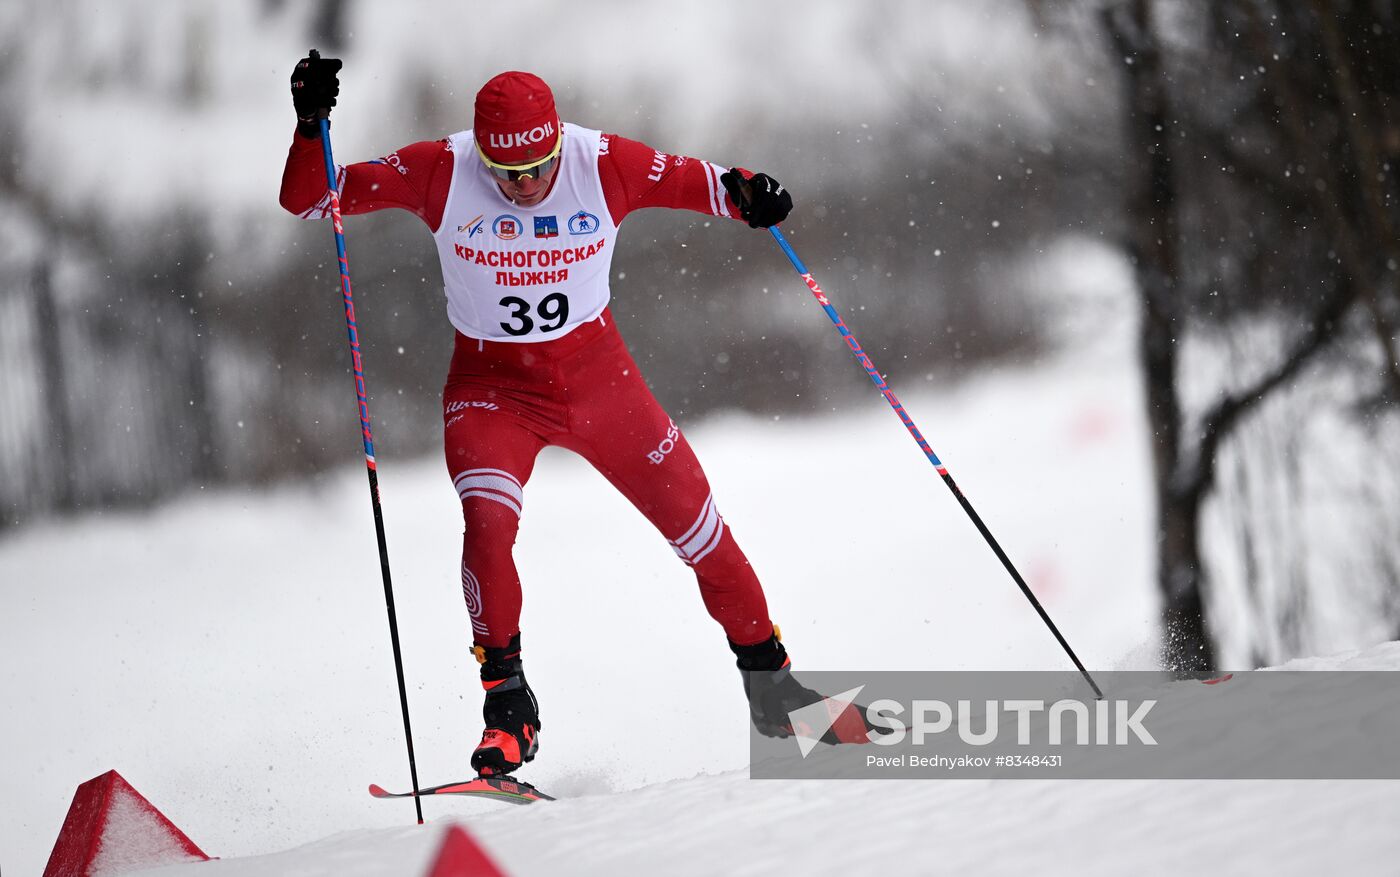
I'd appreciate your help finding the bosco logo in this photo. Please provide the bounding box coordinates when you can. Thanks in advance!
[373,151,409,175]
[568,211,600,235]
[493,214,522,240]
[646,420,681,465]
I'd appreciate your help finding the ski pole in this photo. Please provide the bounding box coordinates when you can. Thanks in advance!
[310,49,426,822]
[767,225,1103,699]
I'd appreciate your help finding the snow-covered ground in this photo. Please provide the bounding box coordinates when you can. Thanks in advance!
[135,641,1400,876]
[5,293,1396,875]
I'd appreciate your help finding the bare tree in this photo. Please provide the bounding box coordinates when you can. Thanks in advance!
[1092,0,1400,668]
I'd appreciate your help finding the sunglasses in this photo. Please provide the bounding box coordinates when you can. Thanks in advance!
[476,137,563,182]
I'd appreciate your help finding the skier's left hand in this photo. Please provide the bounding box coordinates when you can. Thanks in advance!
[720,169,793,228]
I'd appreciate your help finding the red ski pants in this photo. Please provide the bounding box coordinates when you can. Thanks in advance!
[442,309,773,649]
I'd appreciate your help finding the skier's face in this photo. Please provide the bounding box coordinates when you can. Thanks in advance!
[494,159,559,206]
[476,131,563,207]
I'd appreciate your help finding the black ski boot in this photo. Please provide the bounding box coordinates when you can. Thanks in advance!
[470,633,541,776]
[729,626,870,744]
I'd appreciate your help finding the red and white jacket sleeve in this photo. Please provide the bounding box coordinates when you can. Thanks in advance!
[597,133,749,226]
[278,131,455,231]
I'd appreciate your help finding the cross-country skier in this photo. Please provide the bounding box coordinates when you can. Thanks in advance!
[280,54,867,778]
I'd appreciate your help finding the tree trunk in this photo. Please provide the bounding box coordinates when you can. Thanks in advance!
[1158,486,1211,669]
[1105,0,1216,670]
[33,259,78,514]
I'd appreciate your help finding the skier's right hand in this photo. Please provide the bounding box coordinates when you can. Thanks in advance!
[290,51,342,139]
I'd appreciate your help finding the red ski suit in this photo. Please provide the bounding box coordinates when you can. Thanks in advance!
[280,127,774,648]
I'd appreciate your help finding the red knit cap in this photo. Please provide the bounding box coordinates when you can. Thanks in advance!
[473,71,561,166]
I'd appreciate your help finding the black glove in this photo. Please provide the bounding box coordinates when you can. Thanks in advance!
[290,50,342,139]
[720,169,793,229]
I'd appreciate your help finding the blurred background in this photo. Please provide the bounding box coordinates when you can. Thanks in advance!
[2,0,1399,672]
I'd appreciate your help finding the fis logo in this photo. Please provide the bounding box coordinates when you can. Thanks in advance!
[458,215,485,238]
[568,211,600,235]
[534,215,559,239]
[493,215,522,240]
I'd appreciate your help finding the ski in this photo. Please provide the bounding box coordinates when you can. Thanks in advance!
[368,775,555,805]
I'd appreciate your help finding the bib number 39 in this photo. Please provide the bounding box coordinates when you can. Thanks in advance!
[499,292,570,336]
